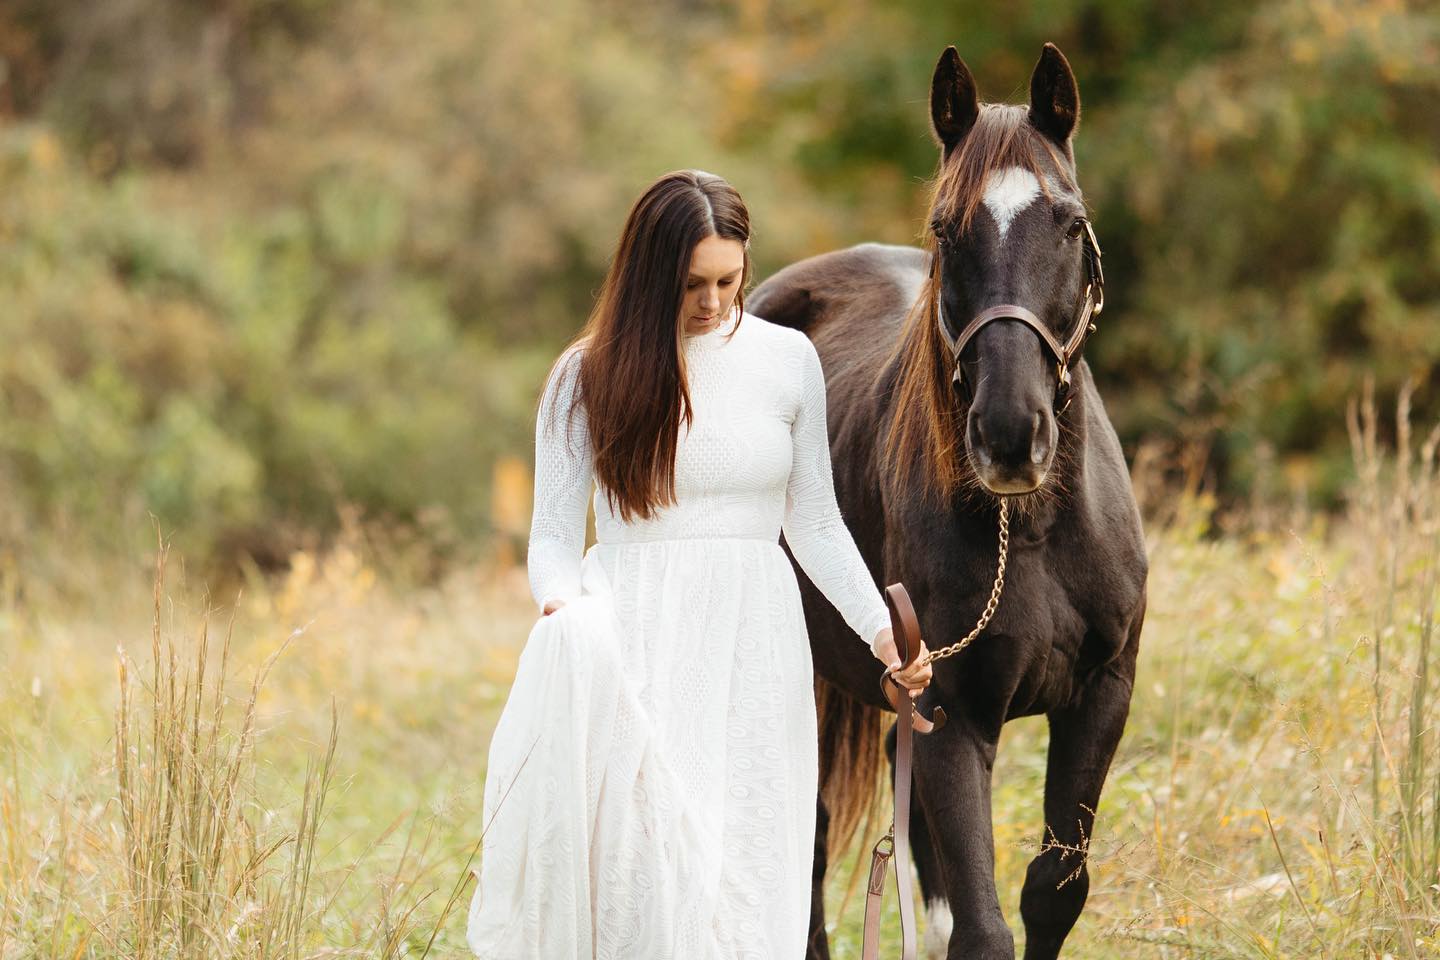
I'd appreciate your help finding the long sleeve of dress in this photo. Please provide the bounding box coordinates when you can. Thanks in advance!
[526,347,593,613]
[781,335,892,659]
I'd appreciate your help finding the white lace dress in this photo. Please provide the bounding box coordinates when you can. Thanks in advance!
[467,305,891,959]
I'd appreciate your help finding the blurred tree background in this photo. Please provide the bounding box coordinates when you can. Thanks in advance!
[0,0,1435,573]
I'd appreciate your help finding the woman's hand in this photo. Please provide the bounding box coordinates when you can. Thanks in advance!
[542,599,567,616]
[871,626,932,699]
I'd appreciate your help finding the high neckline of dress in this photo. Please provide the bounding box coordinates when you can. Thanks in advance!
[683,305,740,350]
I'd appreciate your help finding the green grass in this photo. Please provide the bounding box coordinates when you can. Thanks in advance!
[2,387,1437,957]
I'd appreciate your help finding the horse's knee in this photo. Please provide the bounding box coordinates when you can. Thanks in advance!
[1021,848,1089,911]
[921,896,1013,960]
[948,913,1015,960]
[1019,853,1089,954]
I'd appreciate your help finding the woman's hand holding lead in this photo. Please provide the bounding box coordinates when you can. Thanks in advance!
[871,626,932,698]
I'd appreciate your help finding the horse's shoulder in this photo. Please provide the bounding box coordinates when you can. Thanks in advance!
[847,240,927,261]
[797,242,927,276]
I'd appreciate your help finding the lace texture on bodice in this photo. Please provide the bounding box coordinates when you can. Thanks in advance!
[526,307,891,654]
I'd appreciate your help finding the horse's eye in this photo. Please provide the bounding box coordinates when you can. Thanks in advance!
[1066,219,1085,241]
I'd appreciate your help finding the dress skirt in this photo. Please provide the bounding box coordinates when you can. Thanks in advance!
[467,535,820,959]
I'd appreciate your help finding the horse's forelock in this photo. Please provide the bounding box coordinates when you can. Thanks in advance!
[929,104,1076,235]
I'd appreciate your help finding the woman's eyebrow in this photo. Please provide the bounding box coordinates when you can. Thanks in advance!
[687,268,743,280]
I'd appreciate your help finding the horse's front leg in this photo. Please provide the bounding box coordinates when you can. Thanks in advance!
[1019,646,1138,959]
[915,716,1013,959]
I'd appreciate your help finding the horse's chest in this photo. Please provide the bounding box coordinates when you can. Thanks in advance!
[1006,552,1141,714]
[949,556,1089,719]
[902,510,1139,718]
[1012,564,1079,699]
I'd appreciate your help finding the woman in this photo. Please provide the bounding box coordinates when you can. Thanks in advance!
[467,169,932,958]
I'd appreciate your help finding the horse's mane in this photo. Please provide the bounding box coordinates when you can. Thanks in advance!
[876,104,1079,512]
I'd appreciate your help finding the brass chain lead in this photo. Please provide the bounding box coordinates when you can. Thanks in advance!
[921,497,1010,665]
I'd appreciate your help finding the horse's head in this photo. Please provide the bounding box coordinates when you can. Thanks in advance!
[923,44,1103,497]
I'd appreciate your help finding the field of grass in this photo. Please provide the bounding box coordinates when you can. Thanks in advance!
[2,389,1437,958]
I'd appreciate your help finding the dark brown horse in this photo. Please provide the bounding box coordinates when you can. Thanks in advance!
[757,44,1148,960]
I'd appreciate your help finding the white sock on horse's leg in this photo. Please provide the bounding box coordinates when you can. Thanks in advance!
[924,898,953,960]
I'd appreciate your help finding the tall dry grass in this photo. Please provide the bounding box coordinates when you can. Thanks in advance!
[1,379,1437,958]
[1343,376,1440,941]
[110,534,343,957]
[987,376,1438,959]
[1,516,529,957]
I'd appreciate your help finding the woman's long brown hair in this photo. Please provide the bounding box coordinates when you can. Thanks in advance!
[540,169,753,523]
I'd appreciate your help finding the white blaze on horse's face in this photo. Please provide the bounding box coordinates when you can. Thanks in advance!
[981,167,1042,242]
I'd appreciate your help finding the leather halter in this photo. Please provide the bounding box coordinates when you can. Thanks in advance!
[935,219,1105,416]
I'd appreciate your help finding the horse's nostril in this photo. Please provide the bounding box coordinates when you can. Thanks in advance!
[1030,410,1049,464]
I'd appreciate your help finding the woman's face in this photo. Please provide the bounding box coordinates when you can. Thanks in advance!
[681,234,746,335]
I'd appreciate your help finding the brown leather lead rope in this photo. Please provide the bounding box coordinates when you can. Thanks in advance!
[862,583,926,960]
[861,506,1009,957]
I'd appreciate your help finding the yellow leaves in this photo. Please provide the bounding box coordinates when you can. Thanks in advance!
[1295,831,1330,869]
[491,455,533,569]
[1219,807,1287,836]
[273,549,314,622]
[1291,36,1320,65]
[1166,491,1219,544]
[1212,98,1254,140]
[1264,548,1304,592]
[491,455,531,538]
[29,131,62,172]
[273,544,376,627]
[1299,0,1418,73]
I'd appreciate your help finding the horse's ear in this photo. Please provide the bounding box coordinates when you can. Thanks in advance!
[930,46,979,159]
[1027,42,1080,152]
